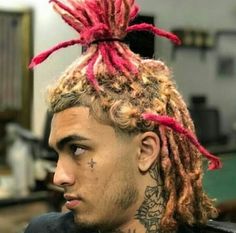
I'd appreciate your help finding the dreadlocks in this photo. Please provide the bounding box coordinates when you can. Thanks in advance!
[30,0,221,232]
[29,0,180,90]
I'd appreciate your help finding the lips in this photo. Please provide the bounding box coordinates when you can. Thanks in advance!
[64,194,81,209]
[65,199,80,209]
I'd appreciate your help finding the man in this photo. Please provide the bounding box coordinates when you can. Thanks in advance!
[25,0,228,232]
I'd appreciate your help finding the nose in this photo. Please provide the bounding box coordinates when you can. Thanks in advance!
[53,156,75,187]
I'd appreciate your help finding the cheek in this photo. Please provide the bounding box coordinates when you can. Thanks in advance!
[81,161,115,194]
[81,146,137,195]
[80,168,101,194]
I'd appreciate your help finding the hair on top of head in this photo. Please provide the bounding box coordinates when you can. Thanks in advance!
[30,0,222,231]
[30,0,220,170]
[29,0,180,90]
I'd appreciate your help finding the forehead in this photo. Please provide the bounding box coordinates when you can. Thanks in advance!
[49,106,117,146]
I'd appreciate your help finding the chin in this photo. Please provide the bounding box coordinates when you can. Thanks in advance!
[73,211,100,229]
[73,211,117,232]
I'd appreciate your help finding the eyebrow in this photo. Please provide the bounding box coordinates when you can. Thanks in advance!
[53,134,90,151]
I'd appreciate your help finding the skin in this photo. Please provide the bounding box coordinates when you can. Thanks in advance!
[49,106,167,233]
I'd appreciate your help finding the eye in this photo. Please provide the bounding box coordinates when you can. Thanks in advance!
[70,145,86,157]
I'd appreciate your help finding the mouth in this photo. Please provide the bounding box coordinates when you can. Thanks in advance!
[64,194,82,209]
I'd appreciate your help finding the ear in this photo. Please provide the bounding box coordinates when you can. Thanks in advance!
[137,131,160,172]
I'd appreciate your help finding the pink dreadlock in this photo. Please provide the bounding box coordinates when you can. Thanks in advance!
[29,0,180,90]
[142,113,222,170]
[30,0,221,170]
[35,1,224,230]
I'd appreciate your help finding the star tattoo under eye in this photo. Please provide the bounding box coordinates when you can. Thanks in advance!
[88,158,96,169]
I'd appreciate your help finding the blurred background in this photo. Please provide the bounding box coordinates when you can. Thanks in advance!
[0,0,236,232]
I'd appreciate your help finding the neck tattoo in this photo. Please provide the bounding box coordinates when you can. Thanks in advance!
[97,166,164,233]
[135,166,165,233]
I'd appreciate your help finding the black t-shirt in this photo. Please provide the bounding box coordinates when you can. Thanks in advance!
[24,211,236,233]
[24,211,194,233]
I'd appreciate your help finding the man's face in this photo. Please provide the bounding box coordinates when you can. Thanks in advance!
[49,106,140,229]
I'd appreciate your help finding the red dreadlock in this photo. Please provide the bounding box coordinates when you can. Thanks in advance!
[29,0,180,88]
[142,113,222,170]
[29,0,221,170]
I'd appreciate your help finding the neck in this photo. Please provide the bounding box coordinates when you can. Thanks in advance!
[100,166,167,233]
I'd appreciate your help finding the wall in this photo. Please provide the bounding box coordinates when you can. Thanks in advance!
[137,0,236,135]
[1,0,236,136]
[0,0,80,136]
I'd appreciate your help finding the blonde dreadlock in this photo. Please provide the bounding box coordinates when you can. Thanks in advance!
[30,0,221,232]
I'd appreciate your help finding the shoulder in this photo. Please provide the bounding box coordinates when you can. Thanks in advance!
[204,220,236,233]
[179,220,236,233]
[24,211,79,233]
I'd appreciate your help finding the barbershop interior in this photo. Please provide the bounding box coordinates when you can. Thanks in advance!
[0,0,236,232]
